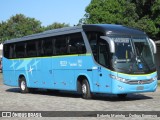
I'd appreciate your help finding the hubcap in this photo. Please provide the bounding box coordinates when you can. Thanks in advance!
[82,84,87,94]
[21,81,26,91]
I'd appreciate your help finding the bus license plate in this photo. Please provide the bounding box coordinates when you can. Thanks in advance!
[136,86,144,90]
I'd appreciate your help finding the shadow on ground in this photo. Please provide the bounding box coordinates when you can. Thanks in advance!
[6,88,153,102]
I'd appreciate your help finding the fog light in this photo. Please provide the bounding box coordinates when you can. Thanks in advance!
[118,85,124,90]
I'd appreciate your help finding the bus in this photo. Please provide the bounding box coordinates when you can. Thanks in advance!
[3,24,157,99]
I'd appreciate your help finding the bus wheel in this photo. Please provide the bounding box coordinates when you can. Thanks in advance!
[81,79,92,99]
[19,77,29,93]
[117,94,127,99]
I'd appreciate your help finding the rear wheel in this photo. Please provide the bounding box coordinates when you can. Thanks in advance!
[81,79,92,99]
[19,77,29,93]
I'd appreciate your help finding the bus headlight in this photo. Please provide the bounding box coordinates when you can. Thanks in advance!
[151,76,157,81]
[110,74,157,84]
[110,74,129,83]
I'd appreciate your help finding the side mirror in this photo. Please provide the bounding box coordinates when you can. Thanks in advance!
[100,36,115,53]
[149,39,157,54]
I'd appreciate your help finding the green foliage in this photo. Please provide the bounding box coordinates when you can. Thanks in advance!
[80,0,160,40]
[80,0,138,24]
[0,14,70,42]
[45,22,69,30]
[0,14,43,41]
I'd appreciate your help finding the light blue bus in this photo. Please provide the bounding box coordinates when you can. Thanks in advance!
[3,24,157,99]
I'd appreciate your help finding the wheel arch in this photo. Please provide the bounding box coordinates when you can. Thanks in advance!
[18,74,28,87]
[77,74,93,92]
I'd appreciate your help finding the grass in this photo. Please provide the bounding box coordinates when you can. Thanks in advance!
[158,80,160,87]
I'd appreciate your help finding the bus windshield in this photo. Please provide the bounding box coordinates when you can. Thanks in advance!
[110,37,156,74]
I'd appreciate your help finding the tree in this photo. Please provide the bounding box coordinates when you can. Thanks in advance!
[45,22,69,30]
[80,0,160,40]
[0,14,70,42]
[80,0,138,24]
[0,14,44,42]
[0,22,7,42]
[130,0,160,39]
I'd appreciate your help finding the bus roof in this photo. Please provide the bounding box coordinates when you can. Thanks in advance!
[82,24,146,36]
[4,24,146,44]
[4,26,83,44]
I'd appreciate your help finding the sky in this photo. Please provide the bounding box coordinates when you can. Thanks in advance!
[0,0,91,26]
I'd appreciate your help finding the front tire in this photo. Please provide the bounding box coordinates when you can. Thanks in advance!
[81,79,92,99]
[19,77,29,93]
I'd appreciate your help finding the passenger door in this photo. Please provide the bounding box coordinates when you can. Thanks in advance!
[87,32,112,93]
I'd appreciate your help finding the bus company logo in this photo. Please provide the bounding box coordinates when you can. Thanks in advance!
[138,80,143,84]
[2,112,11,117]
[78,60,82,67]
[60,61,67,66]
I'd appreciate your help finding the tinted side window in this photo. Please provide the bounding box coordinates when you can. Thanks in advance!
[26,41,37,57]
[43,38,53,56]
[9,44,14,59]
[15,43,25,58]
[98,39,110,68]
[55,36,67,55]
[86,32,110,68]
[68,33,86,54]
[3,44,10,58]
[37,39,44,56]
[86,32,103,61]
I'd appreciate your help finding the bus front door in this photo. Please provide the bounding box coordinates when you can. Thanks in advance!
[93,66,111,93]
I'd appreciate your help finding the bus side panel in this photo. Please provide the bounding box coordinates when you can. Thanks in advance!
[76,55,112,93]
[53,55,95,91]
[95,67,112,93]
[75,71,93,91]
[25,58,42,88]
[74,55,95,92]
[3,57,18,87]
[54,69,75,90]
[13,58,37,88]
[53,56,77,91]
[3,57,43,88]
[3,57,10,86]
[40,58,54,89]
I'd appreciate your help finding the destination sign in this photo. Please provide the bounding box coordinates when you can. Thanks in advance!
[113,38,130,43]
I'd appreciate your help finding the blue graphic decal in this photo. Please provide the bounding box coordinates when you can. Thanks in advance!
[138,63,143,69]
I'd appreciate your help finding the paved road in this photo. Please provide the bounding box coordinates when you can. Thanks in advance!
[0,74,160,120]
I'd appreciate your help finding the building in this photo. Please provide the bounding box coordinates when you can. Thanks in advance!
[0,43,3,58]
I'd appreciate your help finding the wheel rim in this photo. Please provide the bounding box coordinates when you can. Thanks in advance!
[82,84,87,94]
[21,81,26,91]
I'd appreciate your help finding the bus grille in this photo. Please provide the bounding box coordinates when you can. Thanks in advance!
[127,79,154,85]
